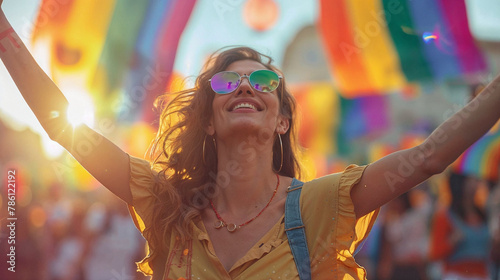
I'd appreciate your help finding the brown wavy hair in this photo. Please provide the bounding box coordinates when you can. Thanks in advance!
[144,46,301,272]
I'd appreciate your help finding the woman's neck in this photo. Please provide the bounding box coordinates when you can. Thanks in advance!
[211,135,280,218]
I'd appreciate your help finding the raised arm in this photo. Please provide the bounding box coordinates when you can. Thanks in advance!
[0,4,133,204]
[351,74,500,218]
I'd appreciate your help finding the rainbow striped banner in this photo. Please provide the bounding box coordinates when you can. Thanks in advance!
[452,130,500,182]
[120,0,197,123]
[318,0,376,95]
[439,0,487,74]
[319,0,487,96]
[91,0,152,100]
[31,0,197,122]
[292,83,340,156]
[336,94,391,156]
[406,0,462,80]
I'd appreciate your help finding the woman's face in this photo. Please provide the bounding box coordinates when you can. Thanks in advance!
[207,59,288,141]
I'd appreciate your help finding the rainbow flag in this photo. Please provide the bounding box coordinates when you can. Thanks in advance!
[319,0,487,97]
[121,0,197,123]
[291,83,340,178]
[292,83,339,155]
[31,0,116,85]
[339,95,390,136]
[32,0,197,122]
[452,130,500,183]
[31,0,76,44]
[91,0,152,107]
[439,0,487,74]
[382,0,433,82]
[318,0,376,95]
[406,0,461,80]
[336,95,390,157]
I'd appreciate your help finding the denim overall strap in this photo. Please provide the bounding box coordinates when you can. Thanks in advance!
[285,178,311,280]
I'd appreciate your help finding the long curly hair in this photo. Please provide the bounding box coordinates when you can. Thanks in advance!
[144,46,302,271]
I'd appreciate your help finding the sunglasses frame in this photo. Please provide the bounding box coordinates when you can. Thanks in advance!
[209,69,283,95]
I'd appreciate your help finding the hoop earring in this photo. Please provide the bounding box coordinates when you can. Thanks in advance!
[275,134,283,173]
[203,135,216,166]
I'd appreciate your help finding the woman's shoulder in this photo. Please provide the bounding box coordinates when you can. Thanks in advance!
[128,155,163,230]
[302,164,368,194]
[129,155,161,197]
[299,164,370,222]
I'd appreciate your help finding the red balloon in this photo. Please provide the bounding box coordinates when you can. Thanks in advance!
[243,0,279,32]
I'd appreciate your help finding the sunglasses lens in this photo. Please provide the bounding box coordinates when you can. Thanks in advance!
[211,71,240,94]
[250,70,280,92]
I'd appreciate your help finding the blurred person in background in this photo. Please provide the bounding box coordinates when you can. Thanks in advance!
[488,165,500,280]
[48,197,87,280]
[83,190,147,280]
[377,189,432,280]
[429,172,491,280]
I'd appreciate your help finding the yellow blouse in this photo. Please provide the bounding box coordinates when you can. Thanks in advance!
[128,156,379,280]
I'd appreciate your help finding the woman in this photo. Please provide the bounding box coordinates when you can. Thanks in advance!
[430,173,491,280]
[1,2,500,279]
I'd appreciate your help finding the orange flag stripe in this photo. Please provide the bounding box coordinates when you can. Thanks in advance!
[319,0,375,96]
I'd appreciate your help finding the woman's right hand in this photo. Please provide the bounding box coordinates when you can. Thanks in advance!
[0,3,133,205]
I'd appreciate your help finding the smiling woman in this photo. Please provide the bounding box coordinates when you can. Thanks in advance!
[1,0,500,278]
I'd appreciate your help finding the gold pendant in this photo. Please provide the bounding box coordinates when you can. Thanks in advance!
[214,220,224,229]
[226,223,238,232]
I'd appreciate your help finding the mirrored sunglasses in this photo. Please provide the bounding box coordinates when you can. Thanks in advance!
[209,69,282,94]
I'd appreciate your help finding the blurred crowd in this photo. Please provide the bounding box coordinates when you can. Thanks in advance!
[357,169,500,280]
[0,116,498,279]
[1,167,498,280]
[0,184,148,280]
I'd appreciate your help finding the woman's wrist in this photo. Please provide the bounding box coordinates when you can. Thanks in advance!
[0,12,19,55]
